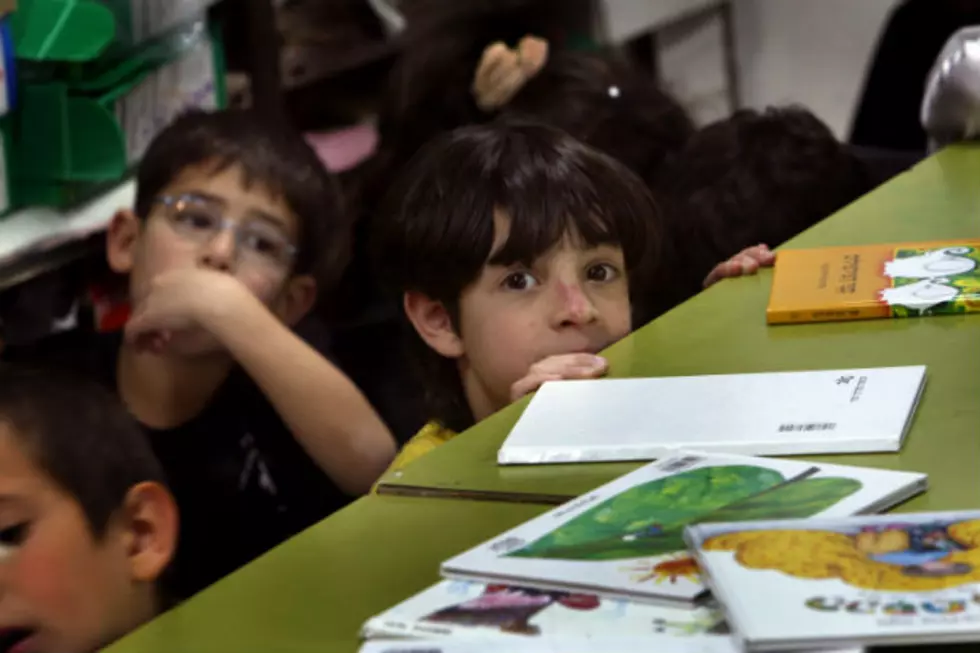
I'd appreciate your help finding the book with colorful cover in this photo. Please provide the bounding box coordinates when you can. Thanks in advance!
[766,240,980,325]
[441,452,927,607]
[359,638,865,653]
[685,511,980,651]
[361,579,724,641]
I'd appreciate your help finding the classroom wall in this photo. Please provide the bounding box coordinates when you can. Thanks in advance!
[733,0,902,139]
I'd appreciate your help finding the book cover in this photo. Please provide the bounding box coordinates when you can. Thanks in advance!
[358,637,798,653]
[361,580,724,640]
[686,511,980,651]
[767,240,980,325]
[498,366,926,465]
[442,452,927,606]
[359,635,864,653]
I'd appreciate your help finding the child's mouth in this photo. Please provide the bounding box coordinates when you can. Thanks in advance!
[0,628,36,653]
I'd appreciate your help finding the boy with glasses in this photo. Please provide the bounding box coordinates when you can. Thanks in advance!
[4,109,396,600]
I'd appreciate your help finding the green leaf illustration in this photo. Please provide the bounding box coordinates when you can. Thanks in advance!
[507,466,862,561]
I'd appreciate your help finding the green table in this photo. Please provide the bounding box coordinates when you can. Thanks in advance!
[105,496,551,653]
[376,145,980,509]
[104,146,980,653]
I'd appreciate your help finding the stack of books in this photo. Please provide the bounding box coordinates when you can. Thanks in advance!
[360,449,935,652]
[359,361,979,651]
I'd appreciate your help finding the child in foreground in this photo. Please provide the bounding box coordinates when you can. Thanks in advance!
[0,365,177,653]
[4,109,396,598]
[371,120,660,473]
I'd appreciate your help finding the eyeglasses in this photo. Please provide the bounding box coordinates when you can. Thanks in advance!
[154,194,297,270]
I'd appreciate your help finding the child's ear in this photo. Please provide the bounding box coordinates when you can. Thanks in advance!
[403,291,464,359]
[106,209,141,274]
[119,482,179,584]
[277,275,317,326]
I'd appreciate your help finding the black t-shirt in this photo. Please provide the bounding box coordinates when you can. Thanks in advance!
[4,328,352,599]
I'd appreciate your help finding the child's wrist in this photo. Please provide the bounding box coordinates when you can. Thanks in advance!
[197,279,260,339]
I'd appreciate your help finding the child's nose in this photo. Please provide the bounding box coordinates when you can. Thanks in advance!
[551,281,598,327]
[200,227,237,272]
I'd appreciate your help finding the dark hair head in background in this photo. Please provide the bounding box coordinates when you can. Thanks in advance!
[0,364,167,538]
[135,109,351,306]
[505,50,696,186]
[645,106,873,319]
[371,120,661,430]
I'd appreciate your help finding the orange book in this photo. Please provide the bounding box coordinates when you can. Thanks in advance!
[767,240,980,325]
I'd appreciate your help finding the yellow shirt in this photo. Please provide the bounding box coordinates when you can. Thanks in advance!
[373,421,458,492]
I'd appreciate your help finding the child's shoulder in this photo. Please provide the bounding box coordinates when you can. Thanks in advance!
[384,421,458,478]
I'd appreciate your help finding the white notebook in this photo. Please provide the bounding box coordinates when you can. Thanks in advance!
[498,366,926,465]
[442,451,927,607]
[685,511,980,651]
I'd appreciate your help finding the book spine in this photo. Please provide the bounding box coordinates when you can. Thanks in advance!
[766,304,887,325]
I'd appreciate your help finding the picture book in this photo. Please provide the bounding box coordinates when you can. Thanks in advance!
[359,637,865,653]
[686,511,980,651]
[361,579,724,640]
[767,240,980,325]
[497,366,926,465]
[442,452,927,607]
[359,637,764,653]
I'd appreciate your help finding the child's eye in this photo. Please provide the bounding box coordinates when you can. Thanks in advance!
[0,522,28,548]
[174,210,218,231]
[502,271,538,291]
[241,232,283,257]
[586,263,619,282]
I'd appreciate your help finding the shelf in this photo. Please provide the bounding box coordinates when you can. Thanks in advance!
[0,179,134,286]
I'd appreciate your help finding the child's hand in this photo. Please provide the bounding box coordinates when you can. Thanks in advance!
[703,244,776,288]
[125,269,250,352]
[510,353,609,402]
[472,36,549,111]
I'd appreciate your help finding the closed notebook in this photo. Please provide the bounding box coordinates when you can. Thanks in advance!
[685,511,980,651]
[766,240,980,325]
[442,451,927,608]
[361,579,724,641]
[498,366,926,465]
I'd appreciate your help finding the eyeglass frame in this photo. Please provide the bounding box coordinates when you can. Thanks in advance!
[151,193,299,270]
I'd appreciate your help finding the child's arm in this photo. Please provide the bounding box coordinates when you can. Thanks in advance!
[125,270,397,496]
[702,244,775,288]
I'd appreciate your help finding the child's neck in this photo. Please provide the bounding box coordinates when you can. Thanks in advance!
[459,361,499,425]
[117,342,234,430]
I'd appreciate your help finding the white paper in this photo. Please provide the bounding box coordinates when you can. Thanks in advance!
[115,23,218,163]
[443,452,927,606]
[687,511,980,651]
[499,366,926,465]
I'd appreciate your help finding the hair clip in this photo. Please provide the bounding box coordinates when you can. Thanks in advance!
[608,85,621,99]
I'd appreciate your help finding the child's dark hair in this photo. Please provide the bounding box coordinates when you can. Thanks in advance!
[648,106,873,317]
[135,109,350,301]
[505,51,695,185]
[372,120,659,430]
[0,364,167,538]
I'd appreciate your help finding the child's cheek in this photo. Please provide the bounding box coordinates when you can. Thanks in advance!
[12,541,93,627]
[238,273,280,306]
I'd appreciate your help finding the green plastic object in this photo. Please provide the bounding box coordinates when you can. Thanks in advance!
[10,19,225,209]
[10,0,115,62]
